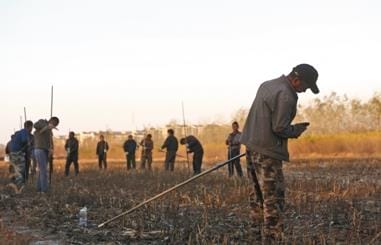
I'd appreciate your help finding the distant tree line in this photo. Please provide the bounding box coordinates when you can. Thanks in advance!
[232,92,381,135]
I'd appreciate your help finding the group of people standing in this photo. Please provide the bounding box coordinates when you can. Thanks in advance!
[5,118,245,195]
[6,117,60,194]
[95,129,207,175]
[95,125,243,177]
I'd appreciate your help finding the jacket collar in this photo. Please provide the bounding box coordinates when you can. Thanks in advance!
[281,75,298,100]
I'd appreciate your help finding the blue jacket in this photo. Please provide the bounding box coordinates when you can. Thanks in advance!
[123,139,137,154]
[11,128,30,153]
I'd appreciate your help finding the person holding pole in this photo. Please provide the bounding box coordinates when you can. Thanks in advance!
[240,64,319,242]
[180,135,203,175]
[33,117,60,193]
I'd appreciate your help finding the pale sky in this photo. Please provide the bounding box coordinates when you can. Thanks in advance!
[1,0,380,144]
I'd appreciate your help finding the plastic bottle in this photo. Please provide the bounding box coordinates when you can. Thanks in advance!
[79,207,87,227]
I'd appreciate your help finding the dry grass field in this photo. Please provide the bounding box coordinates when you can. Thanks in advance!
[0,157,380,244]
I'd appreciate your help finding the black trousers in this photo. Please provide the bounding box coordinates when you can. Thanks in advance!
[65,155,79,176]
[164,151,177,171]
[126,153,136,170]
[228,148,243,177]
[98,154,107,169]
[24,155,31,181]
[192,150,204,174]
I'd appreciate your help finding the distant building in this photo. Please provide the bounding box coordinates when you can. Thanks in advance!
[78,131,97,143]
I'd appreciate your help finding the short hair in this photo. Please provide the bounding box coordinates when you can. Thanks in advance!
[100,134,104,139]
[167,129,174,135]
[232,121,239,127]
[180,138,186,144]
[24,120,33,128]
[128,135,133,138]
[69,131,75,137]
[49,116,60,126]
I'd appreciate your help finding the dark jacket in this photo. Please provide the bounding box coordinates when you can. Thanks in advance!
[185,135,203,153]
[96,141,109,155]
[10,128,30,153]
[240,75,299,161]
[33,119,53,151]
[65,137,79,157]
[123,139,137,154]
[161,135,178,152]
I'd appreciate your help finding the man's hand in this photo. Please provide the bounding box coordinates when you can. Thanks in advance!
[293,122,310,138]
[49,149,54,158]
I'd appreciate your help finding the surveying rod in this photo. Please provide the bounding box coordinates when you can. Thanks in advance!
[49,85,54,184]
[181,102,190,170]
[98,152,246,228]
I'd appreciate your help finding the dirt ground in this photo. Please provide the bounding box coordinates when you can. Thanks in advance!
[0,158,380,244]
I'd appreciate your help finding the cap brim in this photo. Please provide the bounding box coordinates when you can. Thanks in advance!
[310,83,319,94]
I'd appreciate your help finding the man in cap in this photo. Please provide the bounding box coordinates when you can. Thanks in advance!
[240,64,319,242]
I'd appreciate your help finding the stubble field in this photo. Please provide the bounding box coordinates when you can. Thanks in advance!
[0,158,380,244]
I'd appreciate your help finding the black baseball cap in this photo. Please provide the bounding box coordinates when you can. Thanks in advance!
[292,64,319,94]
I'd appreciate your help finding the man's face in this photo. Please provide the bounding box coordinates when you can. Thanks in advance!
[26,126,33,133]
[292,77,308,93]
[49,120,59,128]
[100,136,104,141]
[232,124,239,131]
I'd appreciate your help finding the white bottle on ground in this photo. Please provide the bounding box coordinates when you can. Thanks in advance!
[79,207,87,227]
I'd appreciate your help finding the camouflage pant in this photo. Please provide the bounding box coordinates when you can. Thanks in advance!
[9,151,26,187]
[249,151,285,241]
[141,151,152,170]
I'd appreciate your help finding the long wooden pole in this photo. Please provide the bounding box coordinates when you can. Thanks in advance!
[98,153,246,228]
[181,102,190,171]
[24,107,27,122]
[50,86,53,118]
[49,86,54,184]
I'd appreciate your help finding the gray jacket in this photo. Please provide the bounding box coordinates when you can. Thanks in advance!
[226,131,241,151]
[33,119,53,151]
[241,75,301,161]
